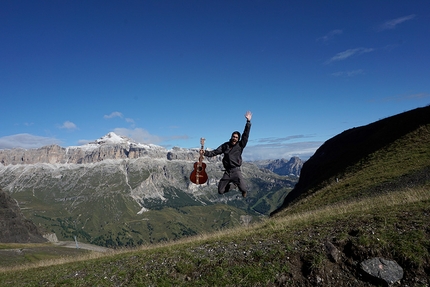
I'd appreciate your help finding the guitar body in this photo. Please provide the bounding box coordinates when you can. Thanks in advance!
[190,138,208,185]
[190,162,208,185]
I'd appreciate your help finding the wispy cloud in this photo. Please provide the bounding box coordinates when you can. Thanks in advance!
[104,111,123,119]
[317,29,343,42]
[113,127,160,144]
[255,135,314,144]
[59,121,78,130]
[240,135,321,161]
[77,139,92,145]
[243,140,322,161]
[326,48,374,64]
[378,14,416,31]
[104,112,136,127]
[331,69,364,77]
[0,134,62,149]
[381,92,430,102]
[113,127,188,145]
[125,118,135,124]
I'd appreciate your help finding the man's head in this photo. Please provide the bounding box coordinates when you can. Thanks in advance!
[230,131,241,145]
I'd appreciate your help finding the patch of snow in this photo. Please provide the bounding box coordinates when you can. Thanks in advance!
[67,143,99,152]
[97,132,127,145]
[137,206,149,214]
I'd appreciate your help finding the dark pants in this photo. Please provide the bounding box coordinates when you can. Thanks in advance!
[218,168,247,194]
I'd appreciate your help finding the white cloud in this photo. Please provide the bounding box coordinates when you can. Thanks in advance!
[77,139,92,145]
[378,14,416,31]
[0,134,62,149]
[317,29,343,42]
[104,111,123,119]
[60,121,78,130]
[113,127,189,145]
[104,112,136,127]
[326,48,374,64]
[113,127,164,144]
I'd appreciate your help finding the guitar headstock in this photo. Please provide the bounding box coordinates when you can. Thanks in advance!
[200,137,205,147]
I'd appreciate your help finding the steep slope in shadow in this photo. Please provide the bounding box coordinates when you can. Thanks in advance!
[0,189,47,243]
[271,105,430,216]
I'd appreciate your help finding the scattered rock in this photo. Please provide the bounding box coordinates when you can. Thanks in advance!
[324,240,341,263]
[43,232,59,243]
[275,274,288,285]
[360,257,403,286]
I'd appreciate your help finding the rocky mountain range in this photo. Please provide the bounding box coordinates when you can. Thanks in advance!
[0,133,301,246]
[254,157,303,177]
[0,132,191,165]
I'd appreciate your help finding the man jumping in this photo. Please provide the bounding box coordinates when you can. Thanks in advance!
[201,111,252,198]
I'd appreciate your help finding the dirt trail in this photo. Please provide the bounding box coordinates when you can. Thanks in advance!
[54,241,111,253]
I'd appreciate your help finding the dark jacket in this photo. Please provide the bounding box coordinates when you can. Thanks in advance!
[204,121,251,170]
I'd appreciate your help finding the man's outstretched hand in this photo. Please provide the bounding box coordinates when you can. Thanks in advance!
[245,111,252,122]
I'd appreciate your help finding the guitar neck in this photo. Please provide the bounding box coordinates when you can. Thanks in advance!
[199,138,205,162]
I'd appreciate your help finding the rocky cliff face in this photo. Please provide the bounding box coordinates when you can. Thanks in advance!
[0,132,200,165]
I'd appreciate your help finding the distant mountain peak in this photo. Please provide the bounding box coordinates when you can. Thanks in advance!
[252,157,303,177]
[94,132,131,145]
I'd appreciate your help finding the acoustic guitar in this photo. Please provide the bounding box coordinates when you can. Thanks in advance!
[190,138,208,184]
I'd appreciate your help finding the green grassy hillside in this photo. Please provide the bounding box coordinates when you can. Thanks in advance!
[0,106,429,286]
[276,119,430,216]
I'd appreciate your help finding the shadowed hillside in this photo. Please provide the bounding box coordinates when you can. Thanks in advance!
[0,189,47,243]
[272,105,430,215]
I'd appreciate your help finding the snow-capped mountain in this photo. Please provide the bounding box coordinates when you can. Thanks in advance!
[94,132,131,145]
[0,132,196,165]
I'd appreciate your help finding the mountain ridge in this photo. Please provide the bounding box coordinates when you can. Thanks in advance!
[0,132,182,165]
[272,105,430,215]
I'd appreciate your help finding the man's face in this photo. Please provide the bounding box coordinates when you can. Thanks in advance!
[230,134,239,145]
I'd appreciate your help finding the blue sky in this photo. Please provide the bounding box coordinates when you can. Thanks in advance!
[1,1,429,160]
